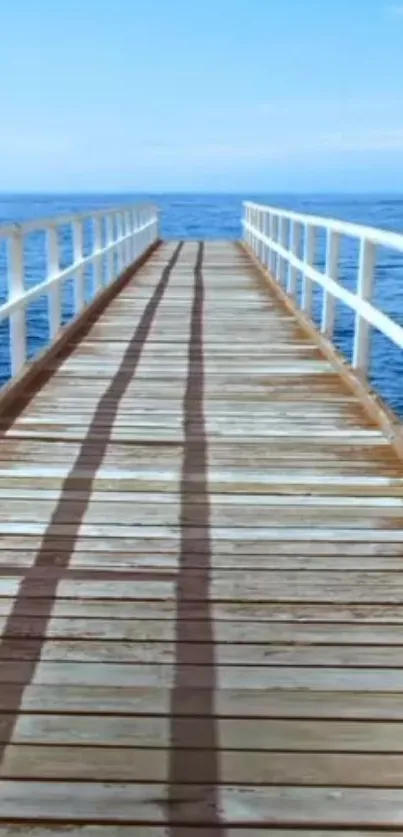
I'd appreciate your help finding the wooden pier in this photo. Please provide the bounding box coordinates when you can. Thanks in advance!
[1,227,403,831]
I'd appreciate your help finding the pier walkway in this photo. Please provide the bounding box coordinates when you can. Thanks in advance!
[1,215,403,831]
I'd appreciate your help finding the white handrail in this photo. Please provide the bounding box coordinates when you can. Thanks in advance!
[245,201,403,252]
[242,201,403,377]
[0,203,154,238]
[0,203,159,381]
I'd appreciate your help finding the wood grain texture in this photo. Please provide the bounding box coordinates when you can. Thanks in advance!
[0,830,393,837]
[0,829,165,836]
[0,241,402,830]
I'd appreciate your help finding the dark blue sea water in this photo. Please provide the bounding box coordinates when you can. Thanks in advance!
[0,193,403,417]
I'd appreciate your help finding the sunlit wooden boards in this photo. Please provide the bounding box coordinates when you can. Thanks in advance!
[0,240,402,832]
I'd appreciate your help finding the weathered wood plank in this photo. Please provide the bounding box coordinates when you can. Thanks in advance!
[4,598,403,624]
[0,831,391,837]
[2,618,403,644]
[5,746,403,786]
[3,661,403,690]
[5,639,403,667]
[8,685,403,719]
[4,549,403,570]
[8,714,403,752]
[1,535,403,556]
[2,523,403,540]
[2,782,403,825]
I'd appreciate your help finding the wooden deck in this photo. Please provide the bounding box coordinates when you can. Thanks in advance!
[0,240,403,832]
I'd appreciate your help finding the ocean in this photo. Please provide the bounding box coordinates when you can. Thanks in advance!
[0,193,403,417]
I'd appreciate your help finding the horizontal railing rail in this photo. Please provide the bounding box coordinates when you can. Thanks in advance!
[243,201,403,377]
[0,203,159,381]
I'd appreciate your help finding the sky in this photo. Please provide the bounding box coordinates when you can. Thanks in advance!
[1,0,403,192]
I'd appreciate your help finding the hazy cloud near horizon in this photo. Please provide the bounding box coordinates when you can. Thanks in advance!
[1,0,403,191]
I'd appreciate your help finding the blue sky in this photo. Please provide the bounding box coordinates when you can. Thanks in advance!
[1,0,403,192]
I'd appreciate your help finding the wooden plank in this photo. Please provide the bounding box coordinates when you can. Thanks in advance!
[6,639,403,667]
[11,714,168,746]
[2,535,403,556]
[9,685,403,720]
[5,548,403,570]
[2,552,400,570]
[5,746,403,786]
[2,597,403,623]
[17,684,171,715]
[3,618,402,644]
[0,781,164,822]
[0,831,391,837]
[5,598,403,624]
[2,523,403,541]
[6,572,403,603]
[5,482,403,500]
[8,714,403,752]
[5,491,403,511]
[4,472,403,498]
[2,782,403,825]
[3,661,403,690]
[53,573,403,603]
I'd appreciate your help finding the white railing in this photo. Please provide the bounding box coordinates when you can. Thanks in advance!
[0,203,159,380]
[243,202,403,377]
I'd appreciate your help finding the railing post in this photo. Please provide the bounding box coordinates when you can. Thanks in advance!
[123,210,128,264]
[131,208,139,260]
[124,210,130,264]
[129,208,136,261]
[149,208,155,248]
[137,207,143,254]
[287,220,301,296]
[353,238,376,374]
[276,217,282,281]
[116,212,124,272]
[321,229,340,336]
[142,209,148,252]
[147,208,153,248]
[256,210,261,261]
[150,208,154,247]
[154,207,160,244]
[124,209,131,265]
[278,217,288,285]
[47,226,61,340]
[93,216,103,293]
[269,214,276,274]
[250,208,256,255]
[301,224,315,315]
[254,208,259,257]
[257,209,263,264]
[244,204,249,246]
[73,218,84,313]
[260,210,266,264]
[7,229,26,376]
[262,210,270,268]
[106,214,115,284]
[119,212,126,269]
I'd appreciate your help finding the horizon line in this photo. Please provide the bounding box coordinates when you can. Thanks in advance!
[1,190,403,197]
